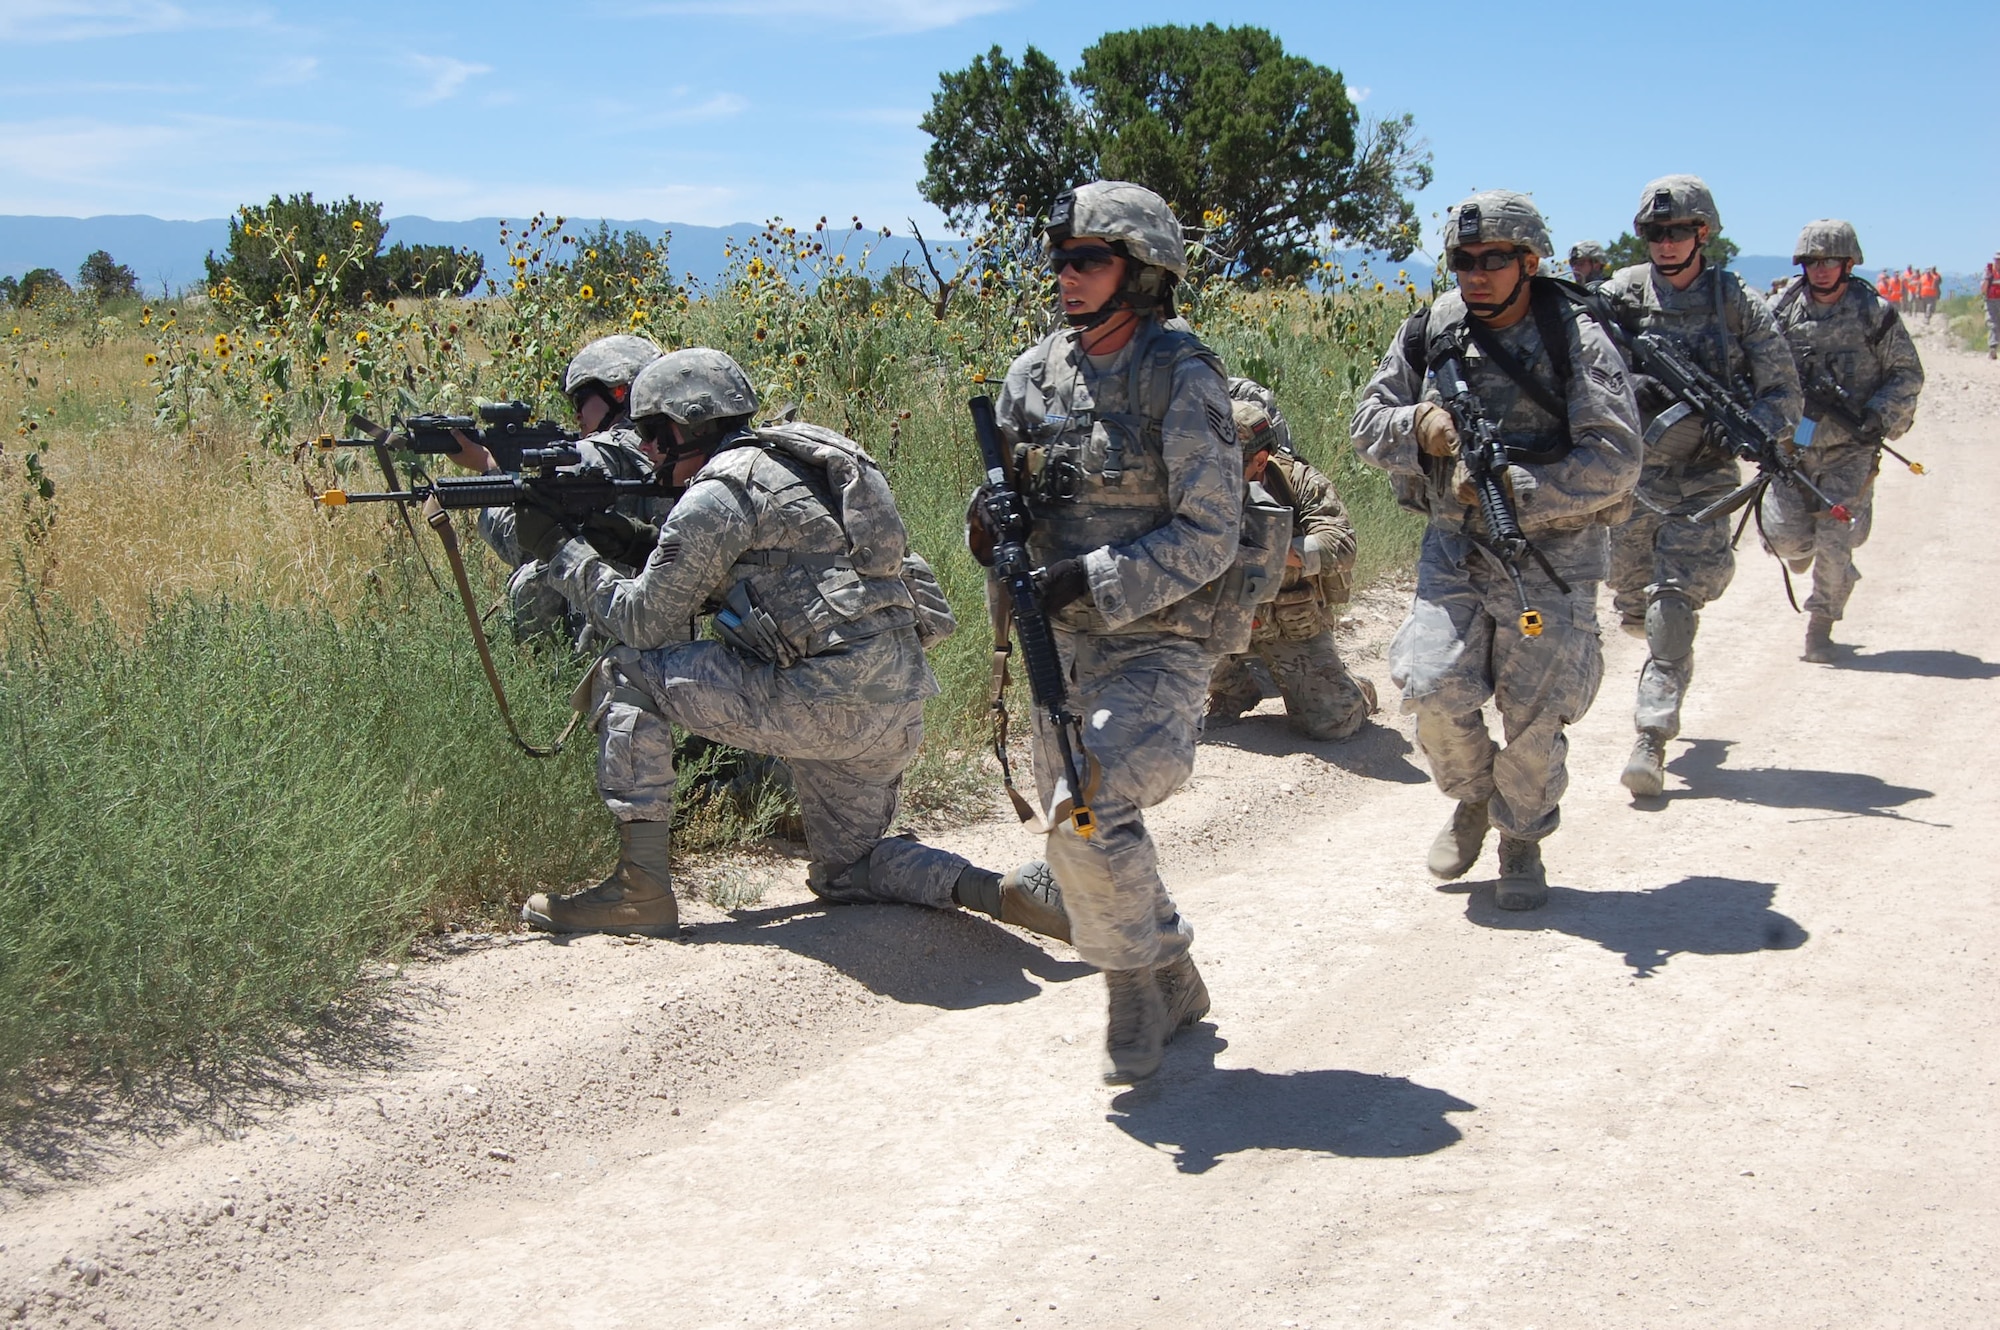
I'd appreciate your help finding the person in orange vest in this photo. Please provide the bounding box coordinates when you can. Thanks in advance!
[1901,265,1918,311]
[1918,267,1940,321]
[1878,270,1901,306]
[1984,252,2000,358]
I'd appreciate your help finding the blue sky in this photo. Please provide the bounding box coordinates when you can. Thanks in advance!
[0,0,1993,268]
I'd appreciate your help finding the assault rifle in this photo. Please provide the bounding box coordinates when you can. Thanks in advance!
[314,444,669,524]
[316,400,575,472]
[968,394,1096,839]
[1430,337,1567,638]
[1797,351,1926,475]
[1631,331,1851,526]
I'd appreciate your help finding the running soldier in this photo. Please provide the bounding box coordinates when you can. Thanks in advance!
[514,347,1066,942]
[1208,383,1376,742]
[1598,175,1802,798]
[1351,190,1641,907]
[1763,220,1924,662]
[977,180,1241,1082]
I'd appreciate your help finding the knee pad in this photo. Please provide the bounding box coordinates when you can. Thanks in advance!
[1644,582,1697,665]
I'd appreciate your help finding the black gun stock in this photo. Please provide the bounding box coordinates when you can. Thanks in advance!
[969,393,1095,839]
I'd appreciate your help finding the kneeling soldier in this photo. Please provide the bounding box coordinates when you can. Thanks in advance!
[513,348,1067,941]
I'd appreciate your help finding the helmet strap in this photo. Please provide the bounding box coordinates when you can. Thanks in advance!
[1653,247,1703,279]
[1806,260,1851,300]
[1463,264,1531,323]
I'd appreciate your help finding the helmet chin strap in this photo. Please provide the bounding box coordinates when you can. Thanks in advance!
[1653,247,1703,279]
[1806,260,1851,299]
[1063,288,1157,333]
[1463,265,1531,322]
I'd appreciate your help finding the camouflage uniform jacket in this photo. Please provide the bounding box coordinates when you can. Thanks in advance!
[1768,278,1924,453]
[476,425,665,567]
[1598,262,1803,469]
[1350,287,1644,582]
[994,319,1242,638]
[1252,452,1356,643]
[546,426,935,706]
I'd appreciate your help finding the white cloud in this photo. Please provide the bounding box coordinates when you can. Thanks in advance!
[0,0,271,42]
[653,92,748,124]
[406,54,491,106]
[259,55,318,87]
[623,0,1019,36]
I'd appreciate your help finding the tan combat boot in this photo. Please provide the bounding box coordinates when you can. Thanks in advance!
[1427,799,1490,880]
[1803,612,1836,664]
[952,861,1071,942]
[1101,966,1167,1085]
[1621,729,1669,798]
[521,821,678,937]
[1154,953,1210,1041]
[1495,838,1549,911]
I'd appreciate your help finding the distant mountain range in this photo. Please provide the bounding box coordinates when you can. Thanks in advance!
[0,214,1981,300]
[0,214,937,296]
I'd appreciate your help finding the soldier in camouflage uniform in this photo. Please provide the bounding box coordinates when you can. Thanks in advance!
[1208,385,1377,741]
[1351,191,1641,908]
[980,181,1241,1083]
[1568,241,1610,291]
[512,347,1066,943]
[1762,220,1924,662]
[456,335,671,644]
[1598,176,1802,797]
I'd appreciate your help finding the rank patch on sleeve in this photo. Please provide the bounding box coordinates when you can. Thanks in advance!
[1586,364,1627,394]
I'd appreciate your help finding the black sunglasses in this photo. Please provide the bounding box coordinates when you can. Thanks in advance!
[1449,249,1523,273]
[1048,244,1121,275]
[1642,222,1702,244]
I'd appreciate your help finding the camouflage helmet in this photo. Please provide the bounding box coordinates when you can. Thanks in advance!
[1230,398,1277,453]
[630,348,759,428]
[1634,175,1720,232]
[1792,219,1864,264]
[1045,180,1187,279]
[1568,240,1608,264]
[1441,190,1553,259]
[562,334,661,397]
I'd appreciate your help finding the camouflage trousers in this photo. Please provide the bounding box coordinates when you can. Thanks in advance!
[1985,297,2000,349]
[591,642,966,909]
[1029,630,1203,972]
[1609,464,1740,737]
[1390,539,1604,843]
[1758,444,1879,620]
[1209,629,1372,741]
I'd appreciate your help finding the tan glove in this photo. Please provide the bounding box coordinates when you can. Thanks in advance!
[1414,403,1460,458]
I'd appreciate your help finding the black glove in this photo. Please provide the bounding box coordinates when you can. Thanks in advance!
[1035,558,1090,614]
[580,511,660,567]
[513,504,566,563]
[1632,373,1673,416]
[1860,407,1886,440]
[965,485,999,568]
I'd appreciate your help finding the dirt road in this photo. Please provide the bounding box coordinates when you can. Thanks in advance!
[5,329,1996,1329]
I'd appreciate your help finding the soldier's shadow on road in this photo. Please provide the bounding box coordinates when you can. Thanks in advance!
[1832,647,2000,680]
[1105,1032,1475,1174]
[1653,738,1943,825]
[1447,875,1807,978]
[1202,714,1430,785]
[699,900,1091,1010]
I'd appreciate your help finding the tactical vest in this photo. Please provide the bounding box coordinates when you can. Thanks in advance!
[704,422,921,668]
[1013,321,1284,645]
[1399,278,1590,463]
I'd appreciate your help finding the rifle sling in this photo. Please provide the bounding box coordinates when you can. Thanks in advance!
[986,592,1099,836]
[422,496,585,759]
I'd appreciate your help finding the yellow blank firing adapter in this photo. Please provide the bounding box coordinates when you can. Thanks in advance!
[1908,461,1927,476]
[1519,608,1544,638]
[315,434,335,451]
[317,489,349,506]
[1071,804,1097,839]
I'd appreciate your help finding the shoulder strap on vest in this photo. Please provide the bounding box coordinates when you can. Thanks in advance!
[1399,305,1433,378]
[1138,324,1221,434]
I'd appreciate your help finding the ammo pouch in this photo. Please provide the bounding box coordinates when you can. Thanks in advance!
[901,552,957,650]
[1205,483,1293,657]
[713,580,800,668]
